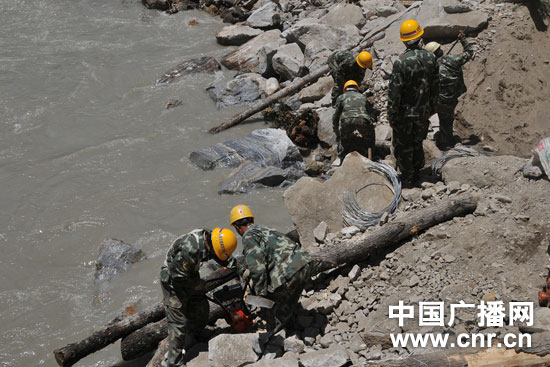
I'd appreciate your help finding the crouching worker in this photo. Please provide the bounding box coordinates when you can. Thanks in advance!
[160,228,237,367]
[230,205,312,335]
[333,80,376,161]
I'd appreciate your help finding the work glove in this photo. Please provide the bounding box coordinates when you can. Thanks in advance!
[457,29,464,39]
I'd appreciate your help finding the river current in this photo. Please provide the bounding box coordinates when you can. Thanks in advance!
[0,1,292,366]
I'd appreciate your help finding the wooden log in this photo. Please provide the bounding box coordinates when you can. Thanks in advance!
[53,266,237,367]
[146,337,169,367]
[120,302,226,361]
[311,193,478,273]
[207,31,386,135]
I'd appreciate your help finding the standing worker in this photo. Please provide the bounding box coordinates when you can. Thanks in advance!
[424,30,474,150]
[160,228,237,367]
[229,205,311,335]
[333,80,376,161]
[328,50,373,106]
[388,19,439,187]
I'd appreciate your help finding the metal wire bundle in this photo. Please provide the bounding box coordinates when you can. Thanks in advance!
[431,145,480,177]
[341,162,402,228]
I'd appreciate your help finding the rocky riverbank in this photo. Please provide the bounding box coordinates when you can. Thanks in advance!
[132,0,550,366]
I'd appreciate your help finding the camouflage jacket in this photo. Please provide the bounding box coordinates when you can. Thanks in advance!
[164,229,235,294]
[333,90,374,134]
[387,46,439,122]
[241,224,311,296]
[438,37,474,105]
[328,51,366,90]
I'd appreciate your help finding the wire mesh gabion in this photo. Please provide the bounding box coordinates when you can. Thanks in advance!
[341,162,402,228]
[432,145,480,177]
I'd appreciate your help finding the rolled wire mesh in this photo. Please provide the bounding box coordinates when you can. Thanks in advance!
[432,145,480,177]
[342,162,402,228]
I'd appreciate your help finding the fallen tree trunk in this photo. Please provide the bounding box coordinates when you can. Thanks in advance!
[311,193,478,273]
[117,193,478,360]
[208,31,386,135]
[120,302,225,361]
[146,338,169,367]
[53,267,237,367]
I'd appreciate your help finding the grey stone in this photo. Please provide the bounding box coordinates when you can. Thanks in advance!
[303,40,333,72]
[284,153,394,247]
[441,155,527,188]
[417,0,488,39]
[284,335,305,354]
[248,358,299,367]
[221,30,286,75]
[421,188,435,200]
[313,107,336,146]
[313,221,329,242]
[264,77,280,96]
[206,76,262,109]
[272,43,305,81]
[341,226,361,236]
[443,254,456,263]
[375,6,399,17]
[216,24,263,46]
[493,194,512,204]
[282,18,360,52]
[447,181,461,193]
[298,76,333,103]
[320,3,365,29]
[348,264,361,282]
[157,57,221,84]
[375,124,391,142]
[246,2,281,28]
[442,0,472,13]
[300,344,349,367]
[208,333,260,367]
[523,157,543,179]
[409,275,420,287]
[95,239,145,282]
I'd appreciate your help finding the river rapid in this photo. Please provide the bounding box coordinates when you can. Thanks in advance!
[0,1,292,366]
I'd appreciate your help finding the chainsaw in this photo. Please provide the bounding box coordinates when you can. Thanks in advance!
[209,283,254,333]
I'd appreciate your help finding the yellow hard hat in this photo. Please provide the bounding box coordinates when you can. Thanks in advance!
[211,228,237,261]
[230,204,254,225]
[356,51,373,69]
[399,19,424,42]
[343,80,359,92]
[424,41,441,53]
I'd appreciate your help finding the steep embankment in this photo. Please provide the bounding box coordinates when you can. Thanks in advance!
[456,2,550,156]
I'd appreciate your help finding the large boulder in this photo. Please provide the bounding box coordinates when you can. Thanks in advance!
[416,0,488,38]
[206,75,262,109]
[297,76,333,103]
[157,57,221,84]
[208,333,260,367]
[303,40,333,72]
[441,155,526,188]
[216,24,263,46]
[320,3,365,29]
[221,30,286,76]
[315,107,336,145]
[283,153,395,247]
[272,43,305,81]
[299,344,350,367]
[282,18,361,52]
[245,1,281,28]
[95,239,146,282]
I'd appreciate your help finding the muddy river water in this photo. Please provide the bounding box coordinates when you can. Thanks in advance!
[0,1,292,365]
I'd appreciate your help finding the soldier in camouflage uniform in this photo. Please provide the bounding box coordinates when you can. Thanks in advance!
[425,32,474,150]
[333,80,376,160]
[328,50,373,106]
[388,19,439,186]
[230,205,311,334]
[160,228,237,367]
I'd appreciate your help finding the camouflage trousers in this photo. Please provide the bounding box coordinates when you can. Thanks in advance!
[436,101,458,149]
[337,117,375,160]
[160,267,209,367]
[392,115,429,183]
[263,263,312,334]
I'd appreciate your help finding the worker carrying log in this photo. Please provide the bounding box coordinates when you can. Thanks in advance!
[328,50,373,106]
[160,228,237,367]
[388,19,439,187]
[230,205,312,336]
[332,80,376,162]
[424,30,474,150]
